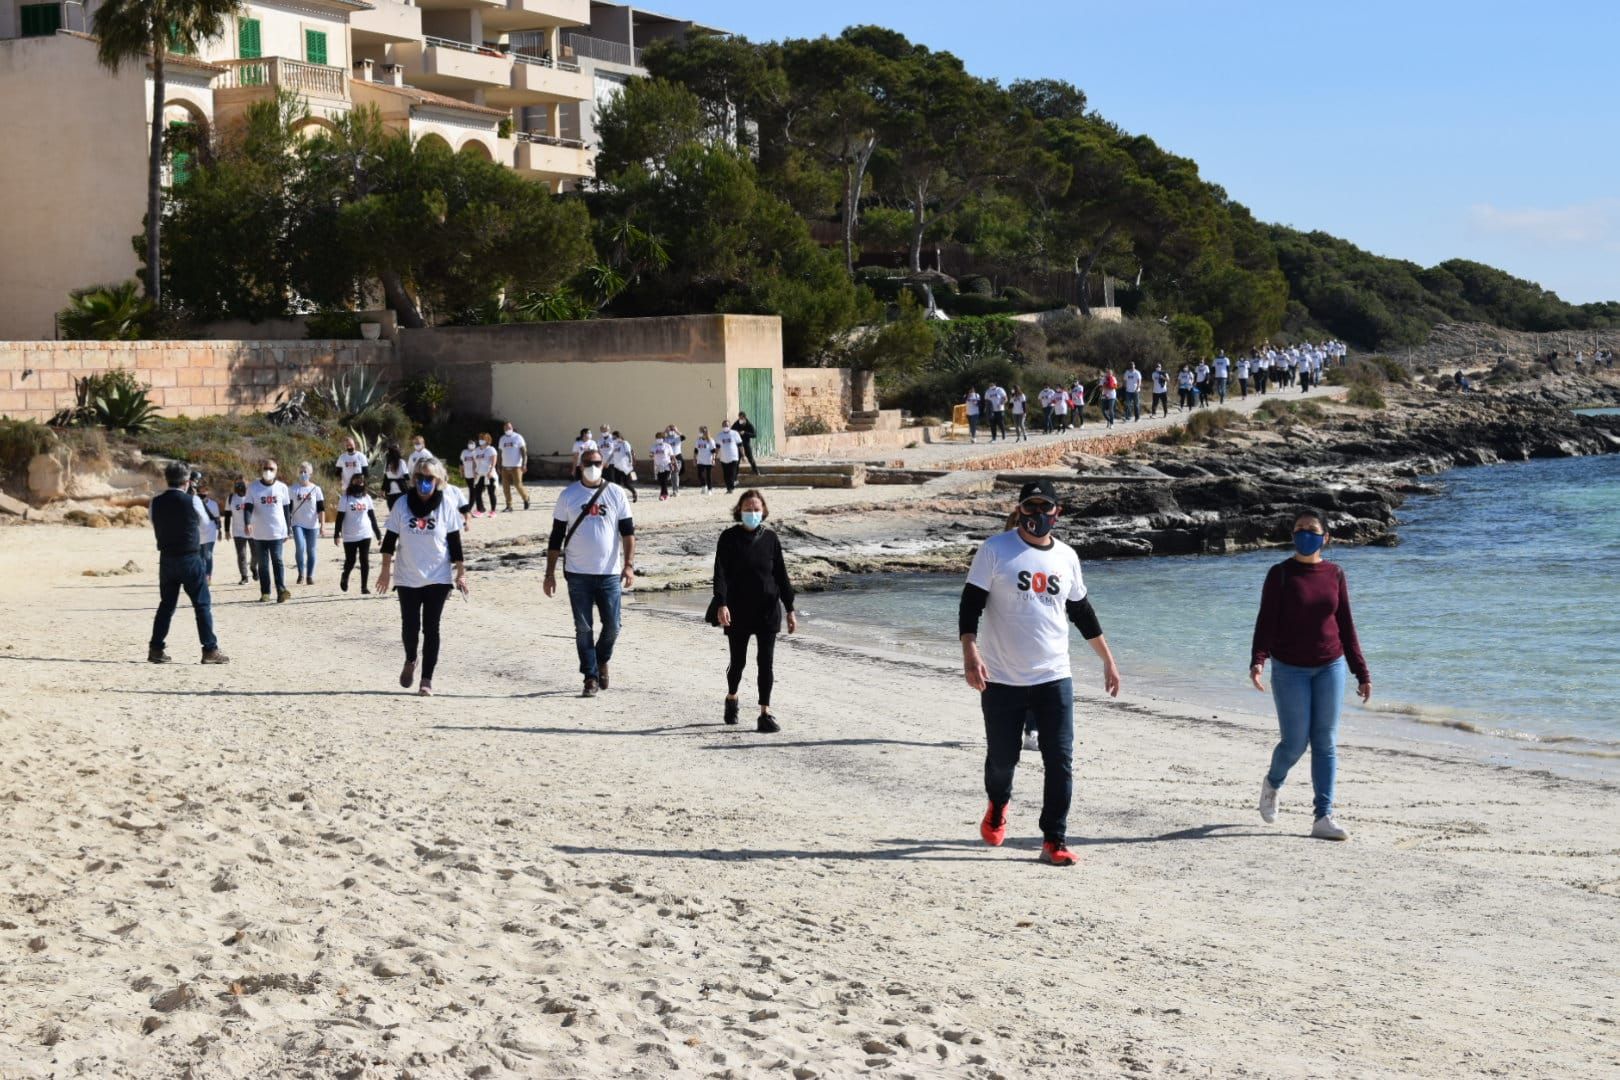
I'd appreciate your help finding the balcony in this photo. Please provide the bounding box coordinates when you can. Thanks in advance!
[485,50,590,107]
[214,57,350,108]
[350,0,421,46]
[513,131,591,181]
[390,35,509,91]
[559,31,641,68]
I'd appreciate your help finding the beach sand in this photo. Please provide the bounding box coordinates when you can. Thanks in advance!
[1,496,1616,1078]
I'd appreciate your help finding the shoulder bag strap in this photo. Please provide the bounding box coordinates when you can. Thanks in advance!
[563,484,609,551]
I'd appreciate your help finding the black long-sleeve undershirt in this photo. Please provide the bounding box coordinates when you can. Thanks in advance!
[332,508,383,542]
[546,514,635,554]
[957,583,1103,640]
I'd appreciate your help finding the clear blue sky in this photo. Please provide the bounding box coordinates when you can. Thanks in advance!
[669,0,1620,304]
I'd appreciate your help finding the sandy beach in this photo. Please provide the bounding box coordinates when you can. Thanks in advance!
[1,491,1617,1079]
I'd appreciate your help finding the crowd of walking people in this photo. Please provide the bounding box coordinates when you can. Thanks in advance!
[147,391,1371,868]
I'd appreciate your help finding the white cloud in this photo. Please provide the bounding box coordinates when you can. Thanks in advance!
[1468,199,1620,248]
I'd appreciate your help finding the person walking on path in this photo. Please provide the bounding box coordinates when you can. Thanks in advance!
[733,411,761,476]
[376,457,466,696]
[336,437,368,490]
[1150,364,1171,417]
[1039,386,1055,434]
[652,434,677,501]
[664,425,686,498]
[715,421,743,493]
[224,477,254,586]
[1250,510,1372,841]
[1050,382,1070,431]
[1069,380,1087,429]
[571,429,597,481]
[1121,363,1142,422]
[963,388,981,442]
[959,480,1121,867]
[470,433,498,517]
[544,446,635,698]
[694,426,717,494]
[148,461,230,665]
[288,463,325,587]
[983,382,1008,441]
[407,436,434,473]
[383,443,409,511]
[498,422,531,512]
[1237,355,1251,399]
[194,477,220,583]
[712,490,797,733]
[460,438,480,505]
[1097,370,1118,428]
[1214,352,1231,404]
[243,459,293,603]
[1010,386,1029,441]
[333,475,383,594]
[608,431,638,502]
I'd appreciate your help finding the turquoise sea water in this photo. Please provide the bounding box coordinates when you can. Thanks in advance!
[777,453,1620,755]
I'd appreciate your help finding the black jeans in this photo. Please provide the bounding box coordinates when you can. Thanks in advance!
[981,678,1074,843]
[698,463,714,490]
[1151,391,1169,416]
[721,460,740,493]
[342,539,372,590]
[398,583,452,682]
[987,411,1006,440]
[234,536,253,581]
[741,440,759,474]
[726,627,777,706]
[151,552,217,652]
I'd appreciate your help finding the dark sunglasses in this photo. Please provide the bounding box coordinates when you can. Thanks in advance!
[1020,500,1058,515]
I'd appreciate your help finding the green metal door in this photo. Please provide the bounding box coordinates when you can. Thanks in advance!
[737,368,775,457]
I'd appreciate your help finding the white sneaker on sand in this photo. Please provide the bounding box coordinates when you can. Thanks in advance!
[1311,815,1349,841]
[1258,778,1279,824]
[1022,731,1040,752]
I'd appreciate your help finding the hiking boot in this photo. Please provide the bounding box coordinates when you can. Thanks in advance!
[1311,815,1350,841]
[582,677,599,698]
[597,663,610,690]
[148,647,172,664]
[277,589,292,603]
[723,697,740,725]
[201,648,230,665]
[979,802,1008,847]
[1039,840,1078,867]
[757,713,780,734]
[399,660,417,688]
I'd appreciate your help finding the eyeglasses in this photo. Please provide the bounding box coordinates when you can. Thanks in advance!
[1020,500,1058,515]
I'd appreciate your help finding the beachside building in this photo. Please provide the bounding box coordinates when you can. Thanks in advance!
[0,0,716,340]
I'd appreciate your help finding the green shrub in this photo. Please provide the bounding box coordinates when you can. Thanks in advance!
[356,401,414,449]
[1045,313,1179,373]
[1160,407,1243,445]
[305,310,364,340]
[1256,399,1327,424]
[401,372,452,426]
[786,413,832,436]
[95,379,158,433]
[1167,313,1215,361]
[1361,355,1410,384]
[0,418,55,481]
[57,281,153,341]
[139,414,338,488]
[1000,285,1034,304]
[1346,382,1387,409]
[959,274,994,297]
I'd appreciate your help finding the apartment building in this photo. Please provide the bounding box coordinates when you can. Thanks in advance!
[0,0,712,339]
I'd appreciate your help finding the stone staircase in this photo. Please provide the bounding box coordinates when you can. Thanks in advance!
[744,461,867,489]
[845,410,883,433]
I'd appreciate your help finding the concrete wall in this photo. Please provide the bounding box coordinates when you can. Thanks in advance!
[0,33,148,341]
[397,314,784,459]
[0,339,397,421]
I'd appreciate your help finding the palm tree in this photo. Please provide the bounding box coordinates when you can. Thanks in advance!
[57,280,155,340]
[92,0,242,310]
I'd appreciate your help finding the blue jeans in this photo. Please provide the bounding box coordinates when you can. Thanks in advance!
[564,571,621,679]
[252,538,286,595]
[151,553,217,652]
[291,526,319,579]
[1122,391,1140,420]
[1266,658,1348,819]
[200,541,215,580]
[1216,376,1228,403]
[981,679,1075,843]
[1101,397,1116,425]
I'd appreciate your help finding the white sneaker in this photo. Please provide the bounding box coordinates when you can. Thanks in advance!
[1311,815,1349,841]
[1258,778,1279,824]
[1022,731,1040,752]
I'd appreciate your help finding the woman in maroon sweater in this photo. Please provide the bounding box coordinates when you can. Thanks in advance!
[1250,510,1372,841]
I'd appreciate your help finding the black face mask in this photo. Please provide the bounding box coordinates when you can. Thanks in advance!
[348,484,365,496]
[234,483,247,495]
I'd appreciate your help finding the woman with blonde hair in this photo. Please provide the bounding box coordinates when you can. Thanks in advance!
[376,456,467,695]
[287,460,326,586]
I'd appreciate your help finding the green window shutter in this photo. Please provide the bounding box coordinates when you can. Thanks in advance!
[237,18,261,59]
[168,21,189,55]
[21,4,62,37]
[304,29,327,66]
[168,121,193,186]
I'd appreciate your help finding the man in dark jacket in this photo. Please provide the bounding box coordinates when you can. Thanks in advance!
[149,461,229,665]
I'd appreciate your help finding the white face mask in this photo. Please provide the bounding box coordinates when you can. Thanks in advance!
[467,442,476,451]
[581,465,603,484]
[298,470,311,481]
[261,469,276,483]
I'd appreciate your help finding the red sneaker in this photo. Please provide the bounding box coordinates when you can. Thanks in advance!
[979,802,1008,847]
[1039,840,1077,867]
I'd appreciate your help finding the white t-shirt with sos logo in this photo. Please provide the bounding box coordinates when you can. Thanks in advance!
[244,480,291,541]
[338,492,379,543]
[551,481,632,576]
[384,494,463,588]
[966,529,1087,687]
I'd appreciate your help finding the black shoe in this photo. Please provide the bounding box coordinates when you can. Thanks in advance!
[148,647,172,664]
[724,697,740,725]
[757,713,780,734]
[340,571,350,593]
[361,586,371,594]
[582,677,599,698]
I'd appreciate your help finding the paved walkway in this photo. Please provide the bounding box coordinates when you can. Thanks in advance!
[874,384,1347,470]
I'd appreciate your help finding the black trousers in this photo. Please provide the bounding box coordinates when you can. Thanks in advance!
[741,441,759,474]
[726,627,777,706]
[398,583,452,682]
[342,539,372,590]
[607,465,638,500]
[697,463,714,490]
[721,460,740,492]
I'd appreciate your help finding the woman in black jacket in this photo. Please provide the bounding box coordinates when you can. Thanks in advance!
[713,490,797,732]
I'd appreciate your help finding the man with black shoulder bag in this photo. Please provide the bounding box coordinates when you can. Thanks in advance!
[544,448,636,697]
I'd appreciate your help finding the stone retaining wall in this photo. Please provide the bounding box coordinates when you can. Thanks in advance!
[0,340,398,422]
[783,368,852,433]
[940,425,1166,470]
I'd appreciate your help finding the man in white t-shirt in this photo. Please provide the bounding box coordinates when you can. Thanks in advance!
[497,422,530,512]
[963,389,981,442]
[715,422,743,493]
[336,438,368,489]
[983,382,1008,442]
[1121,363,1142,422]
[959,479,1121,868]
[1213,352,1231,404]
[242,458,293,603]
[407,436,433,473]
[544,445,635,697]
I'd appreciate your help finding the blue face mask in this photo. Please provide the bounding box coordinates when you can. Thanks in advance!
[740,511,764,530]
[1293,530,1326,556]
[416,478,435,497]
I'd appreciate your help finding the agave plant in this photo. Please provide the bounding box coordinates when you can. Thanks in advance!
[57,281,154,341]
[316,367,388,427]
[94,379,158,433]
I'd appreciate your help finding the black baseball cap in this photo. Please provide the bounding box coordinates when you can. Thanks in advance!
[1018,479,1059,506]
